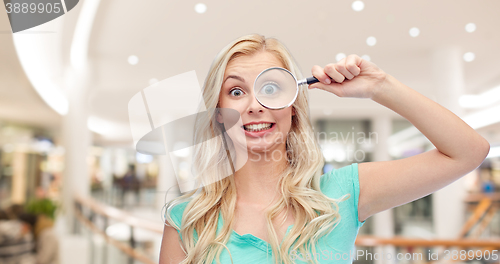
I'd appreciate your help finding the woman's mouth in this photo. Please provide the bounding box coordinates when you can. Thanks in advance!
[243,123,274,132]
[241,122,276,137]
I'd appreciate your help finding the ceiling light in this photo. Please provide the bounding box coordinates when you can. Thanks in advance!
[409,27,420,37]
[361,55,371,61]
[136,152,153,163]
[463,52,475,62]
[128,55,139,65]
[459,85,500,109]
[366,36,376,46]
[391,104,500,147]
[335,53,346,62]
[194,3,207,14]
[352,1,364,11]
[465,23,476,33]
[390,102,500,149]
[463,104,500,129]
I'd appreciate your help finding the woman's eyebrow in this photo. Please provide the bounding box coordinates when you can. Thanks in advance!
[223,75,245,84]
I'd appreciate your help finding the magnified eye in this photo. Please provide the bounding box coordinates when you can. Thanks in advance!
[259,82,281,95]
[230,88,244,97]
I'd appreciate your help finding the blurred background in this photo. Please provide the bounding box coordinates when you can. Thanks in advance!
[1,0,499,263]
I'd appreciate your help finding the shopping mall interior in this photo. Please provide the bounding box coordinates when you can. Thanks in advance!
[1,0,500,263]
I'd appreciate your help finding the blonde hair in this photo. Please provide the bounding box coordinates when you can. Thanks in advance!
[165,34,347,264]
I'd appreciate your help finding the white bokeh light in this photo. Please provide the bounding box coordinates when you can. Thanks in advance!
[465,23,476,33]
[366,36,376,46]
[194,3,207,14]
[136,152,153,163]
[409,27,420,37]
[352,1,364,11]
[361,55,371,61]
[463,52,475,62]
[128,55,138,65]
[336,53,346,62]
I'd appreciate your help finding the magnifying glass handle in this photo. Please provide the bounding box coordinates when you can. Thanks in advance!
[300,76,347,86]
[305,77,320,85]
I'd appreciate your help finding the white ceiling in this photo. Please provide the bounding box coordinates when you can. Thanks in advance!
[1,0,500,146]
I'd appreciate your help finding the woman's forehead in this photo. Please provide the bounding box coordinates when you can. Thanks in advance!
[224,52,285,77]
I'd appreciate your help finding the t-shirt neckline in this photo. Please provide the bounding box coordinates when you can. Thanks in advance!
[218,210,294,253]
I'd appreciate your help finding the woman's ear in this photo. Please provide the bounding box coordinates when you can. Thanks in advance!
[292,107,296,116]
[216,110,223,123]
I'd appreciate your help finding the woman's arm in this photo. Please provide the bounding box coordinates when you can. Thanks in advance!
[357,74,490,221]
[311,55,490,222]
[159,220,186,264]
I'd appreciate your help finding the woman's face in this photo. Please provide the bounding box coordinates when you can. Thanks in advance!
[218,51,295,153]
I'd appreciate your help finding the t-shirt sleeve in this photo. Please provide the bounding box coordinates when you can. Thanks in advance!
[166,201,189,239]
[320,163,366,228]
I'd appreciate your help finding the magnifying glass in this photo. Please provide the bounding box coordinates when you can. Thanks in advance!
[253,67,339,110]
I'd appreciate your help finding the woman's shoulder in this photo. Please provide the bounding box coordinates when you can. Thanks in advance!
[320,163,366,227]
[167,200,191,229]
[319,163,359,198]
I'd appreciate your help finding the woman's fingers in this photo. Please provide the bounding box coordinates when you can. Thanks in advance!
[312,55,363,85]
[333,58,354,80]
[309,55,384,98]
[309,82,345,97]
[345,55,362,76]
[311,65,332,84]
[334,55,362,80]
[323,63,345,83]
[345,55,363,76]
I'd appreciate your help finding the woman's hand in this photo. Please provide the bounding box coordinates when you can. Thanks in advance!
[309,54,387,99]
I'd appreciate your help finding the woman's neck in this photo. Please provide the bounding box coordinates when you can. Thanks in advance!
[233,146,288,208]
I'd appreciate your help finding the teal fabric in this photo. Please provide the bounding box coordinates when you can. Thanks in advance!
[168,163,366,263]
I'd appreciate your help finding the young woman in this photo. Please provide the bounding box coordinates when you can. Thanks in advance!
[159,34,490,264]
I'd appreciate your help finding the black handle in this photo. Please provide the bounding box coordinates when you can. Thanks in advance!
[306,76,349,85]
[306,77,320,85]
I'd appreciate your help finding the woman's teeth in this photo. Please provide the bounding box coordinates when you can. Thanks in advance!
[243,123,273,132]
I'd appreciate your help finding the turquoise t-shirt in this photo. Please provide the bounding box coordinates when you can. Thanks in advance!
[168,163,366,263]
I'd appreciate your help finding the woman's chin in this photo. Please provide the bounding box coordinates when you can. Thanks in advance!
[247,146,270,153]
[246,143,281,155]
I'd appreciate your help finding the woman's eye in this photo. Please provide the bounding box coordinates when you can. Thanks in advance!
[230,88,244,97]
[259,82,280,95]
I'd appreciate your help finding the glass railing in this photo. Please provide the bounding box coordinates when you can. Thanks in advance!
[73,194,500,264]
[73,194,163,264]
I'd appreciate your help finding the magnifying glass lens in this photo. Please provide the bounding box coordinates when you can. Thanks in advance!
[254,68,298,109]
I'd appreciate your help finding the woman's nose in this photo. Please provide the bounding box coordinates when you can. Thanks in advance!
[247,93,265,114]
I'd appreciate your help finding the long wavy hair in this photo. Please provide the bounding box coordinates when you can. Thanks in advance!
[165,34,347,264]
